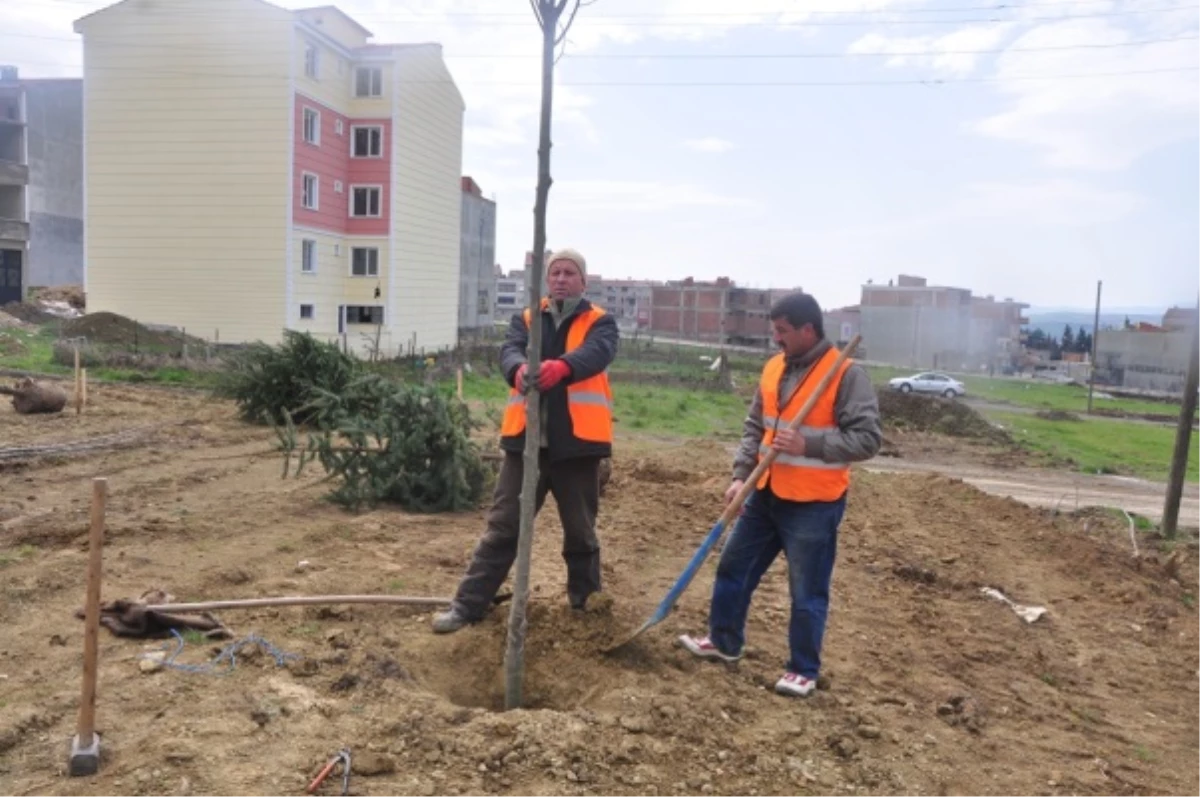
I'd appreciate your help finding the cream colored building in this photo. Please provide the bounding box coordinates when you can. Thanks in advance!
[75,0,465,355]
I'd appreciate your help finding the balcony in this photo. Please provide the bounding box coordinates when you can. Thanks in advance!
[0,159,28,187]
[0,216,28,242]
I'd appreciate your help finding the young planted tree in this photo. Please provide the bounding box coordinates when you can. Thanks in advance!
[504,0,590,711]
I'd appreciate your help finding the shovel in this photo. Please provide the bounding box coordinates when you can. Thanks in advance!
[604,335,862,653]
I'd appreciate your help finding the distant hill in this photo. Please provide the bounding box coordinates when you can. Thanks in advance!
[1025,308,1165,339]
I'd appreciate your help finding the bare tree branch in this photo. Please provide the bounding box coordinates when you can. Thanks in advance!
[555,0,583,45]
[554,36,571,65]
[529,0,544,29]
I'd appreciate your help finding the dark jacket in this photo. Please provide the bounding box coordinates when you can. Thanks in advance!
[499,299,620,462]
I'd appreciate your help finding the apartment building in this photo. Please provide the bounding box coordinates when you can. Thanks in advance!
[859,275,1029,370]
[458,176,496,333]
[650,277,777,346]
[0,67,28,305]
[75,0,464,354]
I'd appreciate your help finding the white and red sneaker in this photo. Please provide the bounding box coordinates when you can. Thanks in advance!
[677,634,742,663]
[774,671,817,697]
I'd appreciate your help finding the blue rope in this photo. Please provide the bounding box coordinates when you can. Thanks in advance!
[141,630,302,675]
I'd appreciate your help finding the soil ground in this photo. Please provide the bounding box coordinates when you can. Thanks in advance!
[1,385,1197,796]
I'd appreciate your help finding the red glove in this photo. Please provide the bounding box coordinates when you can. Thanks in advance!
[536,359,572,391]
[514,364,528,392]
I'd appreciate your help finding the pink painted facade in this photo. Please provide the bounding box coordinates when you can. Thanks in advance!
[292,93,391,236]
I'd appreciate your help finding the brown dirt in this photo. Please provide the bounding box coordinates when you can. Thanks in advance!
[0,386,1197,796]
[29,285,86,310]
[878,391,1011,444]
[60,312,208,349]
[1,302,58,325]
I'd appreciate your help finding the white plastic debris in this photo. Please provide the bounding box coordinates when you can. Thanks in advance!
[980,587,1047,623]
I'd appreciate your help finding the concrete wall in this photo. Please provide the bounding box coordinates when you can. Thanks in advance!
[1095,327,1194,395]
[458,190,495,330]
[861,305,974,370]
[25,79,82,287]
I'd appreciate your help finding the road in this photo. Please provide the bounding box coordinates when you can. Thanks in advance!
[861,459,1199,526]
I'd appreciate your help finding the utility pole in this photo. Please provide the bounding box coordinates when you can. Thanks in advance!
[1087,280,1102,414]
[1162,310,1199,540]
[504,0,585,712]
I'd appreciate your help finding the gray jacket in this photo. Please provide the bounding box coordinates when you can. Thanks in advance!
[732,339,882,483]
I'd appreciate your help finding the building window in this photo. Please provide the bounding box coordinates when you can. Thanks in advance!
[304,42,319,79]
[497,295,516,306]
[351,125,383,158]
[355,66,383,97]
[301,173,318,210]
[300,304,314,320]
[346,305,384,324]
[302,107,320,145]
[351,247,379,277]
[350,186,381,217]
[477,290,490,314]
[301,239,316,273]
[334,119,344,136]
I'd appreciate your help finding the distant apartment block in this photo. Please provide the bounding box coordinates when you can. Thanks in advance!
[0,67,28,306]
[75,0,464,354]
[458,176,496,333]
[1095,307,1197,395]
[859,275,1029,370]
[650,278,790,347]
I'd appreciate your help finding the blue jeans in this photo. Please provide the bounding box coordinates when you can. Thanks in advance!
[709,488,845,678]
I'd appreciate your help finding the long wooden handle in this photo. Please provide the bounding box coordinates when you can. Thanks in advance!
[144,594,454,613]
[717,335,861,526]
[77,477,106,745]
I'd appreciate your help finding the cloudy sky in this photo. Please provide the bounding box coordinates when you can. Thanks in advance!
[5,0,1198,310]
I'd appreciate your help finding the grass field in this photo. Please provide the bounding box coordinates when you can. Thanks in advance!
[990,411,1199,482]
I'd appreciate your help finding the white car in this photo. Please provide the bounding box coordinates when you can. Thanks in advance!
[888,372,967,398]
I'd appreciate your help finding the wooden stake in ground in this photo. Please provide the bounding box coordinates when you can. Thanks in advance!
[74,346,82,415]
[80,368,87,414]
[68,477,106,776]
[1162,310,1199,540]
[1087,280,1102,414]
[504,0,586,712]
[456,365,464,400]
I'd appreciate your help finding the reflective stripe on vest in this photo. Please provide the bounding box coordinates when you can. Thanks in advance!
[756,346,853,502]
[499,301,614,444]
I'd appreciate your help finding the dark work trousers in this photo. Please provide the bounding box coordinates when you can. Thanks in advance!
[452,451,602,619]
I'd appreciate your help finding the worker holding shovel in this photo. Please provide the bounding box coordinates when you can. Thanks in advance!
[679,292,881,697]
[433,249,619,633]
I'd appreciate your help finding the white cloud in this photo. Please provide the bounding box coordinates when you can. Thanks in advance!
[683,137,735,153]
[961,179,1144,225]
[551,179,758,214]
[847,23,1017,74]
[973,19,1200,170]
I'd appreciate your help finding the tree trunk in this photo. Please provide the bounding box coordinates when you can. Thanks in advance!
[1162,312,1199,540]
[504,0,562,711]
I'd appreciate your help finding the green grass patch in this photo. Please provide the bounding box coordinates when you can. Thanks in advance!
[987,411,1199,482]
[614,383,746,438]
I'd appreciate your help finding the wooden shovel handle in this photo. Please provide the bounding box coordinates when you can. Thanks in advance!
[717,335,861,526]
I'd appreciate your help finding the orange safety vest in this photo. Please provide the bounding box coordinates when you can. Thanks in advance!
[499,302,614,444]
[756,346,853,502]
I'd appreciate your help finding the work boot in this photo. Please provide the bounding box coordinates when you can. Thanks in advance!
[431,606,472,634]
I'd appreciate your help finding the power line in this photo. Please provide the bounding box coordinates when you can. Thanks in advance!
[11,61,1197,85]
[18,2,1200,28]
[3,30,1195,59]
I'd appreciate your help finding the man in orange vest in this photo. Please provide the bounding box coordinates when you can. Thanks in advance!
[433,248,619,633]
[679,292,881,696]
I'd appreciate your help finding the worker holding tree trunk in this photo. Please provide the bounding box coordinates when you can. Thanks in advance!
[433,249,619,634]
[679,292,882,697]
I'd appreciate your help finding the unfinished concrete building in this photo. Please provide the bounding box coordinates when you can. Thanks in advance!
[859,275,1028,371]
[1094,308,1197,395]
[458,176,496,334]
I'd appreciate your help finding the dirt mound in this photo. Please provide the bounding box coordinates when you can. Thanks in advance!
[627,459,696,484]
[0,302,56,325]
[61,312,206,348]
[29,284,85,309]
[878,390,1010,443]
[1036,409,1082,422]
